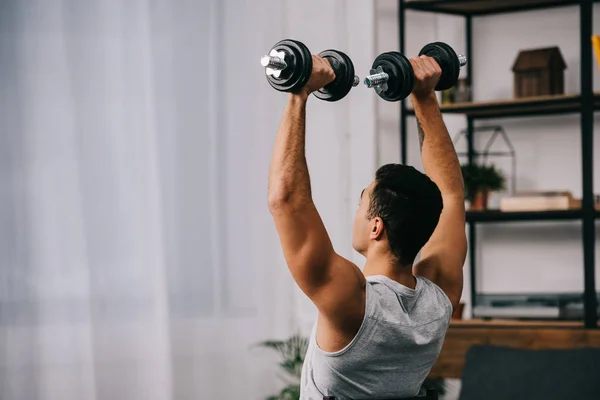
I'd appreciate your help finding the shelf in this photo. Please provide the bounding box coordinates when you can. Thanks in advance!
[450,318,585,328]
[405,94,600,119]
[467,209,583,222]
[403,0,587,16]
[402,0,598,328]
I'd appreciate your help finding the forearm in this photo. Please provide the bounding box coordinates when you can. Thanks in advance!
[268,92,312,208]
[412,93,464,198]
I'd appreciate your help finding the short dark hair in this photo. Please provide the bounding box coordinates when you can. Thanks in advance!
[366,163,443,266]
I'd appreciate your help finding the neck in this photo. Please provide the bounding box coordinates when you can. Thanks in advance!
[362,249,416,289]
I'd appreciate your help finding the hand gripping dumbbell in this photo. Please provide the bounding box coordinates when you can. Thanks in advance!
[363,42,467,102]
[260,39,360,102]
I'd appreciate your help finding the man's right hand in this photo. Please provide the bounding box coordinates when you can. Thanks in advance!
[409,55,442,101]
[297,55,336,98]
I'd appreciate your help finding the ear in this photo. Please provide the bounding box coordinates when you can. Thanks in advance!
[369,217,385,240]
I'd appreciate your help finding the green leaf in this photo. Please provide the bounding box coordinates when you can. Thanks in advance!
[257,335,308,399]
[257,334,309,364]
[461,162,506,200]
[279,359,304,378]
[278,384,301,400]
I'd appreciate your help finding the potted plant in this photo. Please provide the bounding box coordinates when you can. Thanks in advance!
[257,334,308,400]
[461,162,506,210]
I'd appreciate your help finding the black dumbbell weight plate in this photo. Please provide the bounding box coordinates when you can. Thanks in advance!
[314,49,355,102]
[266,39,313,93]
[419,42,460,91]
[370,51,414,102]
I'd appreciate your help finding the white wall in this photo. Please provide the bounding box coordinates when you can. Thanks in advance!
[0,1,377,399]
[376,2,600,319]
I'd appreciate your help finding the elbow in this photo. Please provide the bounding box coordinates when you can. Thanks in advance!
[449,176,465,198]
[268,187,311,213]
[268,190,292,211]
[442,191,465,205]
[267,183,297,211]
[435,177,465,202]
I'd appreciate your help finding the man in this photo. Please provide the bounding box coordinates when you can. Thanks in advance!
[267,53,467,399]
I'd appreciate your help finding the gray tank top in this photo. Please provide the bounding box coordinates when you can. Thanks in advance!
[300,274,452,400]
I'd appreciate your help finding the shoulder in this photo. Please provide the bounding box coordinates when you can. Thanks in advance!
[413,254,464,311]
[367,275,452,324]
[416,275,454,318]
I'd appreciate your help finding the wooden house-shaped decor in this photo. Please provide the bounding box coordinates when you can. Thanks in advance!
[512,47,566,98]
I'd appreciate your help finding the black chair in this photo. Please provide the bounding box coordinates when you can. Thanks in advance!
[458,345,600,400]
[323,387,437,400]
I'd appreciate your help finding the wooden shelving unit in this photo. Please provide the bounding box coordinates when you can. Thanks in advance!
[404,0,599,16]
[405,93,600,118]
[466,209,584,222]
[400,0,598,329]
[466,208,600,222]
[449,318,585,328]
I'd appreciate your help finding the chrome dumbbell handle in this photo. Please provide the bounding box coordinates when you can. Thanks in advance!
[363,66,389,95]
[260,49,287,78]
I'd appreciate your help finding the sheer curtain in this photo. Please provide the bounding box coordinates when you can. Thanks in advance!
[0,0,375,399]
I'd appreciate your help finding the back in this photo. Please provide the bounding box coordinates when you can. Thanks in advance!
[300,275,452,399]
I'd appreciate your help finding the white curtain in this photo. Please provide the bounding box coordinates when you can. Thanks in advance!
[0,0,376,399]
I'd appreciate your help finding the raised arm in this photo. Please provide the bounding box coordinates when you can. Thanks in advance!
[267,56,366,343]
[409,56,467,310]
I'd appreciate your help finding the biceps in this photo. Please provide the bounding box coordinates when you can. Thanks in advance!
[415,252,464,308]
[270,202,336,293]
[271,204,366,323]
[416,198,467,305]
[422,197,467,261]
[311,255,366,324]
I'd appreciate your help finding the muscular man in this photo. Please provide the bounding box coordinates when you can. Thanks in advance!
[267,54,467,399]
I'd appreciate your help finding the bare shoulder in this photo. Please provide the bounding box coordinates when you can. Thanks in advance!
[414,255,463,310]
[313,255,367,353]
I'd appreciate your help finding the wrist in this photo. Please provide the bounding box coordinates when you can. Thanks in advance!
[290,89,310,104]
[410,91,438,109]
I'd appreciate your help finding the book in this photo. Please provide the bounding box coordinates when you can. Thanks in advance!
[499,191,580,211]
[592,35,600,71]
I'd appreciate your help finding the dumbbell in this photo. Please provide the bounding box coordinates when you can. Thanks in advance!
[260,39,360,102]
[363,42,467,102]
